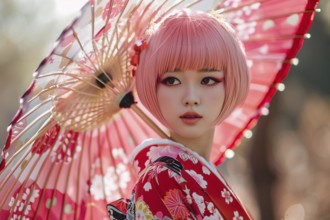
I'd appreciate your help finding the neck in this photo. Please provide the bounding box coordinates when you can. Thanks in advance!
[169,129,215,160]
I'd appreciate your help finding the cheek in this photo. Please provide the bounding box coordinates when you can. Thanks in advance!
[157,87,174,115]
[157,86,180,102]
[207,87,225,113]
[209,89,224,99]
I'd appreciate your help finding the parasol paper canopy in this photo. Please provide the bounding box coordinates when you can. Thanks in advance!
[0,0,319,219]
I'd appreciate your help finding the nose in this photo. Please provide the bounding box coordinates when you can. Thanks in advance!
[182,85,200,106]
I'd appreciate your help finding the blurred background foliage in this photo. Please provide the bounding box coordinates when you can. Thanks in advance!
[0,0,329,219]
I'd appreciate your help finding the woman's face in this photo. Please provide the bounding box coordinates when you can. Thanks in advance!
[157,69,225,140]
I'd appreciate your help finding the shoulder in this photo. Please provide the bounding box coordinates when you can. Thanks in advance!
[131,148,225,219]
[130,138,187,175]
[131,138,222,182]
[133,143,209,194]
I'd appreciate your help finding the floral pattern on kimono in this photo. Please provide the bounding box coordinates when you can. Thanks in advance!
[107,138,251,220]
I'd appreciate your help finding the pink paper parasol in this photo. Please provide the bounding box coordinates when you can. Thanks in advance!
[0,0,319,219]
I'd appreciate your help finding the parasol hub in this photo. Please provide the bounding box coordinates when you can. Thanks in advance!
[96,72,113,88]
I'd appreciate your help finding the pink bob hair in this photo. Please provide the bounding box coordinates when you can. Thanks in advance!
[135,9,249,127]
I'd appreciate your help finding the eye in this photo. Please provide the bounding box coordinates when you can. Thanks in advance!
[201,77,222,85]
[160,77,181,86]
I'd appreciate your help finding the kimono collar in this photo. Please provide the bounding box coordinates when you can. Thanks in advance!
[129,138,226,184]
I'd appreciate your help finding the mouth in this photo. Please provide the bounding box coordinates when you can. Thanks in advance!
[180,112,202,118]
[179,112,202,125]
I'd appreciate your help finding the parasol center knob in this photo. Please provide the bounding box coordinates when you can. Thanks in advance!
[119,91,135,108]
[96,72,112,88]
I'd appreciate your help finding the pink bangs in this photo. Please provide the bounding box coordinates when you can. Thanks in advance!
[150,11,229,76]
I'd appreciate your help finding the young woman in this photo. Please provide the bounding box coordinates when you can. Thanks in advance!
[107,9,252,219]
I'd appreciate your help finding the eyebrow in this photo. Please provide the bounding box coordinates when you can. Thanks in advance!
[198,68,221,72]
[170,68,221,72]
[164,68,223,74]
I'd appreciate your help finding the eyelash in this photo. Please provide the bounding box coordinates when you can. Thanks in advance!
[160,77,179,85]
[160,76,223,86]
[201,77,222,85]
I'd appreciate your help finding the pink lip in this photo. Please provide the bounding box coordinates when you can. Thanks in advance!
[180,112,202,125]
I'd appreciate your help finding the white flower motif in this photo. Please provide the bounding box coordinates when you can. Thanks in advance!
[179,152,198,164]
[9,197,16,207]
[202,166,211,175]
[8,198,31,219]
[192,192,206,214]
[104,167,119,194]
[90,175,105,200]
[18,201,25,211]
[179,152,188,161]
[112,148,129,163]
[21,187,39,204]
[233,211,244,220]
[186,170,207,188]
[115,163,131,188]
[188,154,198,164]
[22,188,30,201]
[221,188,233,204]
[13,200,20,212]
[24,204,31,215]
[29,189,40,203]
[207,202,215,213]
[91,165,132,201]
[143,182,152,191]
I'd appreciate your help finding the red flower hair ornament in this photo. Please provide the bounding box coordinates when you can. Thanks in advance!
[130,40,147,76]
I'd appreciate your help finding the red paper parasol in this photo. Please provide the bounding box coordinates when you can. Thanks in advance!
[0,0,319,219]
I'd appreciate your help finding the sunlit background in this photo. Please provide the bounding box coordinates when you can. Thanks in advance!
[0,0,329,219]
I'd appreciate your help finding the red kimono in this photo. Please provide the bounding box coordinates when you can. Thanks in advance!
[107,139,251,219]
